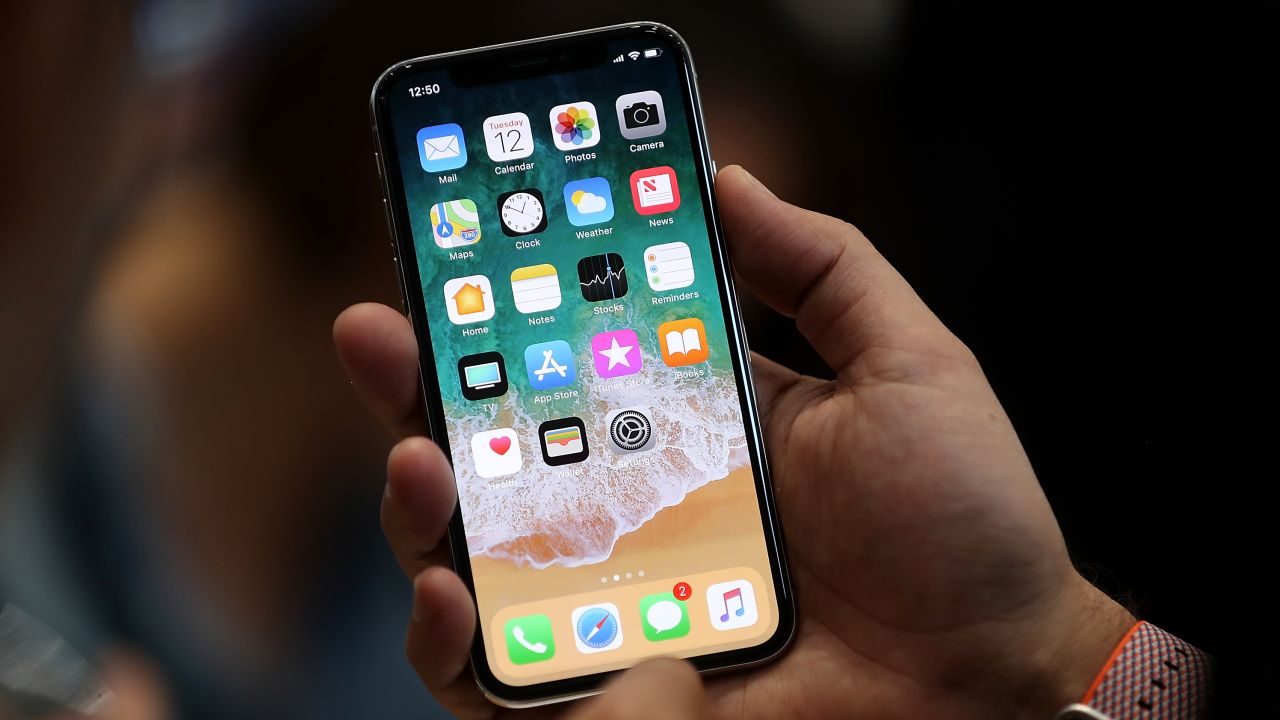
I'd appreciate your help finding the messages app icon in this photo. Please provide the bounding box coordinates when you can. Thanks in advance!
[417,123,467,172]
[640,592,690,642]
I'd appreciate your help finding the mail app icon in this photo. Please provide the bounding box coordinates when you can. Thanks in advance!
[416,123,468,173]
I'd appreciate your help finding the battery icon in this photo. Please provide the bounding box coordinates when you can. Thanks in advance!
[643,48,662,59]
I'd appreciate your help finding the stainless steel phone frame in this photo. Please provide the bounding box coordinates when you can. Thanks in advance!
[369,21,796,708]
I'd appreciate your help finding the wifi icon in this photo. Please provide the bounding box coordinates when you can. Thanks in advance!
[627,51,641,61]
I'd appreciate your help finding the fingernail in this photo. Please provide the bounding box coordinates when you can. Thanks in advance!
[384,482,393,499]
[738,167,776,198]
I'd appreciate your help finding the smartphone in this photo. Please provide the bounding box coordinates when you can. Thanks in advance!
[370,22,794,707]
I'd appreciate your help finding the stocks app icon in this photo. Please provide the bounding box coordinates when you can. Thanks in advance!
[577,253,628,302]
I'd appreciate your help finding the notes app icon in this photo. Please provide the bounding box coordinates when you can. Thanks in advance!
[510,264,561,314]
[705,580,758,631]
[658,318,708,366]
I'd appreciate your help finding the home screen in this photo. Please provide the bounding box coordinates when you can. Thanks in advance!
[384,40,779,687]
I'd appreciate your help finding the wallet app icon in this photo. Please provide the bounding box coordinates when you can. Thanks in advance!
[417,123,467,172]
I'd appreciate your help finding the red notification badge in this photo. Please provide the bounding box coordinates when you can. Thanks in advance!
[672,581,692,601]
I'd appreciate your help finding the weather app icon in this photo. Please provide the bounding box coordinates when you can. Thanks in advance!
[563,177,614,226]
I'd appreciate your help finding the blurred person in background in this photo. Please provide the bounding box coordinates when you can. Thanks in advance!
[1,0,866,716]
[2,0,1255,716]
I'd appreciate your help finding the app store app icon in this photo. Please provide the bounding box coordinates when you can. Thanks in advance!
[524,340,576,390]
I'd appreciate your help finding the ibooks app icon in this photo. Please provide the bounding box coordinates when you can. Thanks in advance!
[658,318,708,366]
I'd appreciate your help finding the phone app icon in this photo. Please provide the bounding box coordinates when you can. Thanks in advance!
[615,90,667,140]
[640,592,690,642]
[497,188,548,236]
[458,352,507,401]
[630,166,680,215]
[416,123,467,172]
[572,603,623,654]
[442,275,494,325]
[705,580,759,631]
[470,428,521,478]
[591,329,642,379]
[539,417,589,466]
[605,408,655,454]
[430,199,482,249]
[577,253,628,302]
[563,177,615,226]
[644,242,695,291]
[524,340,576,390]
[549,102,600,150]
[505,614,555,665]
[483,112,534,162]
[510,264,561,314]
[658,318,709,366]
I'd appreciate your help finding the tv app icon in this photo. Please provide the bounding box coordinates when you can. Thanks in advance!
[458,352,507,401]
[539,417,589,466]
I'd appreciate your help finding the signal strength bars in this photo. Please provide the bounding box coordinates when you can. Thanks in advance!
[614,49,657,63]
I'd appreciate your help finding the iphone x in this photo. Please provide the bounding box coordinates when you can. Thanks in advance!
[370,22,794,706]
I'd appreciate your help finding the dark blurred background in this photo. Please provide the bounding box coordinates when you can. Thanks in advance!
[0,1,1265,717]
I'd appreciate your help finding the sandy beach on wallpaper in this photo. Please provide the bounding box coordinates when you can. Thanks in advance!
[471,466,769,609]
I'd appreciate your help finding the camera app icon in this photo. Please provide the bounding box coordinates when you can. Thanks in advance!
[615,90,667,140]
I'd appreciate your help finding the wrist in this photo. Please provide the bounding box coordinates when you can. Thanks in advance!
[1014,573,1136,719]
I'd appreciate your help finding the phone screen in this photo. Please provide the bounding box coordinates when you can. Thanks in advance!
[373,25,791,699]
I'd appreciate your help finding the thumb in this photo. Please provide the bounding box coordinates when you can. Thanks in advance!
[568,659,706,720]
[717,164,960,375]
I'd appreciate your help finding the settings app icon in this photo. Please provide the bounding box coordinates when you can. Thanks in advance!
[605,408,655,454]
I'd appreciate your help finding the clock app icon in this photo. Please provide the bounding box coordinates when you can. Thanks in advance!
[497,188,548,236]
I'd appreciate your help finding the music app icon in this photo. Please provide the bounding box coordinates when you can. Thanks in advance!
[705,579,759,631]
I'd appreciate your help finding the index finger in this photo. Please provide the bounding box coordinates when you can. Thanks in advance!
[717,165,966,376]
[333,302,429,438]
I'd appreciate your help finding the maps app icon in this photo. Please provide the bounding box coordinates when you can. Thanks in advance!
[431,199,482,249]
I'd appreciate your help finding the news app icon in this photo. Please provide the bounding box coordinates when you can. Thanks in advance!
[457,352,507,401]
[538,416,589,466]
[630,166,680,215]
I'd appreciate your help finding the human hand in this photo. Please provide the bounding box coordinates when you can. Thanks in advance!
[333,165,1134,719]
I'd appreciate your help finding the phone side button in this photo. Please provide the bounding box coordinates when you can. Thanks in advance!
[392,255,411,316]
[711,160,718,177]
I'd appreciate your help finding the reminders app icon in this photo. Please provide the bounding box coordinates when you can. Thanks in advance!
[417,123,467,172]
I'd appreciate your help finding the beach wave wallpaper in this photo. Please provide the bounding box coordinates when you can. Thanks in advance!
[383,35,779,685]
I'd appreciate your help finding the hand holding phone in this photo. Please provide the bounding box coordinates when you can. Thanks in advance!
[337,162,1135,716]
